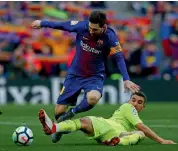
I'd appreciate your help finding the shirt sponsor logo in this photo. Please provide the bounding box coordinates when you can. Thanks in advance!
[80,40,102,55]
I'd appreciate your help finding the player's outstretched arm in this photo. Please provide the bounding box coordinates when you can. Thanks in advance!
[136,123,176,144]
[111,52,140,93]
[108,31,140,93]
[31,20,83,32]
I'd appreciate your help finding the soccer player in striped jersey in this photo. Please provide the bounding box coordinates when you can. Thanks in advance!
[31,11,140,143]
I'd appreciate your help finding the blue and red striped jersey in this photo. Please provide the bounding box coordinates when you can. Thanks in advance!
[41,20,130,80]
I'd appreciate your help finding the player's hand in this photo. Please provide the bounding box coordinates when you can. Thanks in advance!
[124,80,140,93]
[31,20,42,29]
[160,140,177,144]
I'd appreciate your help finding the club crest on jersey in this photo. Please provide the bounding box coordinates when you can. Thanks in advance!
[71,21,79,25]
[132,108,137,115]
[97,39,103,46]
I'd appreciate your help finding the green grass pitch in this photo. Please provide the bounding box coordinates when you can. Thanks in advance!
[0,103,178,151]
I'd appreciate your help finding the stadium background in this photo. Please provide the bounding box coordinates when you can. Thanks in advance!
[0,1,178,151]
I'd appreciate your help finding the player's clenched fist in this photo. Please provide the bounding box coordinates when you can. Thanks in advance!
[31,20,42,29]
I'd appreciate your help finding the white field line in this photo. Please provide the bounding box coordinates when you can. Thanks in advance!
[149,125,178,128]
[144,119,176,122]
[0,121,178,128]
[0,121,40,126]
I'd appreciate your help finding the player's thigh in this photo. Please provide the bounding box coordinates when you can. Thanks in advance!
[83,76,104,94]
[84,76,104,104]
[57,89,81,107]
[55,90,80,115]
[55,90,81,116]
[85,116,113,140]
[56,75,82,106]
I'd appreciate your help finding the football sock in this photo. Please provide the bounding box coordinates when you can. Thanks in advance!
[119,132,145,145]
[56,119,81,133]
[72,98,94,114]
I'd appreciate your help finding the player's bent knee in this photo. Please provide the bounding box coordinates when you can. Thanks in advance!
[87,91,101,105]
[88,96,98,105]
[80,117,94,136]
[80,118,92,129]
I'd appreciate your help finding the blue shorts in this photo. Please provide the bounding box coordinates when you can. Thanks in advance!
[56,74,104,106]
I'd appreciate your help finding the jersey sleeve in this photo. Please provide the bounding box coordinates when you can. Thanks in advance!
[40,20,86,33]
[121,104,142,126]
[107,30,130,81]
[108,30,123,56]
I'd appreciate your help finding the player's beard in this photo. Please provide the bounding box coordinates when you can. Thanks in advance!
[90,34,97,39]
[91,31,103,39]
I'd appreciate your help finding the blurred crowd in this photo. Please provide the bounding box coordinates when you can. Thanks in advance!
[0,1,178,80]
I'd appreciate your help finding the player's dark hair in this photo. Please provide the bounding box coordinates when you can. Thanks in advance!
[89,11,106,27]
[131,91,147,103]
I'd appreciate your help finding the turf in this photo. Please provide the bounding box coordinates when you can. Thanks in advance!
[0,103,178,151]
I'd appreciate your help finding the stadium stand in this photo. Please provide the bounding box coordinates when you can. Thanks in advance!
[0,1,178,80]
